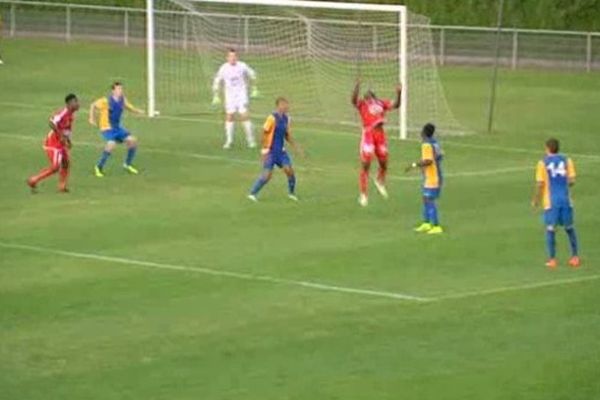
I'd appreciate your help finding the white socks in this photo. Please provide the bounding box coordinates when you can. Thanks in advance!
[224,121,234,147]
[224,120,255,148]
[243,120,256,147]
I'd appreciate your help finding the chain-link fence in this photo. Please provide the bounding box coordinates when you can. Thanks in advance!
[1,0,599,72]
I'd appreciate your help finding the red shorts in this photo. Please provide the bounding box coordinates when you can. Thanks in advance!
[360,126,388,163]
[44,146,69,169]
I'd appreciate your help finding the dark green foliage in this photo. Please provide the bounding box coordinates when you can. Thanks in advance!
[24,0,600,30]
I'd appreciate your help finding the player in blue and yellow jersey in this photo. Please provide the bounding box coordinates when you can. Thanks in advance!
[89,81,144,177]
[405,123,444,234]
[248,97,303,202]
[532,138,580,269]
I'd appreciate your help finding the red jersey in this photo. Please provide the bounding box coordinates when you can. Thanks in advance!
[44,107,75,149]
[356,98,393,131]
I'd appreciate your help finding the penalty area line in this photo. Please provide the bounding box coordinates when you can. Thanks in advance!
[0,132,548,181]
[1,242,597,304]
[0,242,430,303]
[2,101,600,162]
[431,274,600,301]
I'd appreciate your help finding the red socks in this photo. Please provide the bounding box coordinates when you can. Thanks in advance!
[359,170,369,194]
[377,167,386,183]
[29,167,56,185]
[28,166,67,190]
[58,167,69,191]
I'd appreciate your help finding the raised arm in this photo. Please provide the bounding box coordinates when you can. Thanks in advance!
[125,98,144,115]
[351,79,360,107]
[392,84,402,109]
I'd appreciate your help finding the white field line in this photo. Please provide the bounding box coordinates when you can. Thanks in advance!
[0,132,547,181]
[152,115,600,161]
[1,242,598,303]
[0,242,429,302]
[431,274,600,301]
[2,101,600,161]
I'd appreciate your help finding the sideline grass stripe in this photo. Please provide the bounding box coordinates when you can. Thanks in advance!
[2,242,597,304]
[0,242,430,302]
[432,274,600,301]
[2,100,600,161]
[0,132,552,180]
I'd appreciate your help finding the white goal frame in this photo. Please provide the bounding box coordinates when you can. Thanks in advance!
[146,0,408,139]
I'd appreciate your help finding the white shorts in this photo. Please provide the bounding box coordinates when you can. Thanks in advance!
[225,94,249,115]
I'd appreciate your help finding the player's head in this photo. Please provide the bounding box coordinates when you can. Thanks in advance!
[111,81,123,97]
[421,123,436,139]
[275,97,289,113]
[227,48,238,65]
[545,138,560,154]
[65,93,79,111]
[364,90,377,100]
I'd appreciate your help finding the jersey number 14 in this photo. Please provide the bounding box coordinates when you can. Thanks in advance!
[547,161,567,178]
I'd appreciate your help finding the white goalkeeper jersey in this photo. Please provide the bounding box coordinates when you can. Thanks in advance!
[212,61,256,101]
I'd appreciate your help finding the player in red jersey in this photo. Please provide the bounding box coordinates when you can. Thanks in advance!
[27,94,80,193]
[352,80,401,207]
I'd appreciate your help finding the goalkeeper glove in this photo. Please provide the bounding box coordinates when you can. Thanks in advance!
[212,94,221,106]
[251,86,260,99]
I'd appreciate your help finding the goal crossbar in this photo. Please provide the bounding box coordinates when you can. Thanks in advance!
[195,0,405,13]
[147,0,410,138]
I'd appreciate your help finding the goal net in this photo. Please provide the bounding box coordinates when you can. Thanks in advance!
[149,0,465,138]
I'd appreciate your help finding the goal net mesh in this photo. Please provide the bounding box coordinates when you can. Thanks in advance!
[153,0,465,136]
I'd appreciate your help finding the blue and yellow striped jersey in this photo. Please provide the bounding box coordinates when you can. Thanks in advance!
[536,154,576,210]
[93,95,135,131]
[421,139,443,189]
[262,112,289,154]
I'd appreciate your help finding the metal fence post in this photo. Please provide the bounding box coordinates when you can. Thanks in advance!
[9,3,16,37]
[511,30,518,70]
[372,25,377,52]
[306,19,312,53]
[124,10,129,46]
[586,33,592,72]
[439,27,445,66]
[243,16,249,52]
[183,14,188,50]
[65,5,71,42]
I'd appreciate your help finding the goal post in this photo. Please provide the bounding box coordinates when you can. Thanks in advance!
[147,0,464,138]
[146,0,156,118]
[399,7,408,141]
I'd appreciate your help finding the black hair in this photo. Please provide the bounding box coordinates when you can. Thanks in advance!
[111,81,122,89]
[275,97,288,106]
[65,93,77,103]
[422,123,436,138]
[365,90,377,99]
[546,138,560,154]
[228,48,236,53]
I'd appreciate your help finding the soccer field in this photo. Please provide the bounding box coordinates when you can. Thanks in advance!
[1,39,600,399]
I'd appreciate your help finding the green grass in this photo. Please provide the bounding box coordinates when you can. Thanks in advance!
[1,39,600,400]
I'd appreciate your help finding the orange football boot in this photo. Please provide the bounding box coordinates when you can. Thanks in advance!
[568,256,581,269]
[545,258,558,270]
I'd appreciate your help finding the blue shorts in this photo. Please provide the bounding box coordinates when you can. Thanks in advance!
[422,187,441,199]
[263,152,292,170]
[102,127,130,143]
[544,206,574,227]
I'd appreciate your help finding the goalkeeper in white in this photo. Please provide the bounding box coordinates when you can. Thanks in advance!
[212,48,259,149]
